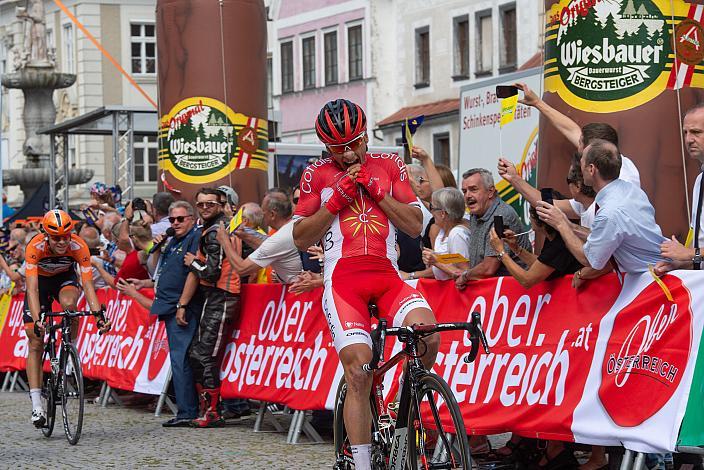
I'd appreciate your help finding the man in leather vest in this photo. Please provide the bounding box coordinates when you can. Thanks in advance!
[182,187,242,427]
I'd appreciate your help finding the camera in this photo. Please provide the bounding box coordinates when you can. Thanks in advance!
[132,197,148,211]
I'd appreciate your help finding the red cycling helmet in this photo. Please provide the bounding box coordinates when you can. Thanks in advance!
[42,209,74,237]
[315,99,367,146]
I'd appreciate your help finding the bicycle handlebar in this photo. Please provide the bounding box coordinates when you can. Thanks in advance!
[362,311,490,372]
[35,305,109,337]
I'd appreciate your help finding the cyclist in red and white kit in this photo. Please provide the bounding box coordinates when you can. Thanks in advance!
[293,99,439,470]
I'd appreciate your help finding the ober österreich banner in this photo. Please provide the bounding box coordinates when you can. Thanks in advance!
[0,272,701,452]
[219,273,704,453]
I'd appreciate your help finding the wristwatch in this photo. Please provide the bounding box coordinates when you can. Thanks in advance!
[409,272,416,280]
[176,302,188,310]
[693,248,702,270]
[496,251,506,260]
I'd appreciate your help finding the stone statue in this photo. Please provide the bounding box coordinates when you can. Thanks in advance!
[0,0,92,204]
[16,0,51,68]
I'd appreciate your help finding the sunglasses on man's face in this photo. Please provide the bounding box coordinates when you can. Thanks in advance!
[49,235,71,242]
[196,200,222,209]
[169,215,192,224]
[326,133,366,155]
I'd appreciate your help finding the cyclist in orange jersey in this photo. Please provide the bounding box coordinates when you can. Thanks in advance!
[24,210,110,427]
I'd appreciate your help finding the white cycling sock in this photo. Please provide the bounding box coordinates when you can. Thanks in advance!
[29,388,42,410]
[351,444,372,470]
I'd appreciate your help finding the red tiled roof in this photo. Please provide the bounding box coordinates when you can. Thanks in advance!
[519,52,542,70]
[376,98,459,127]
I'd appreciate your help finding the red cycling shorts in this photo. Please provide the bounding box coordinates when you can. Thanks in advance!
[322,255,432,352]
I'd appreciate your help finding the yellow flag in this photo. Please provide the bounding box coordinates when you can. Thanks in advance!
[685,227,694,248]
[228,208,244,233]
[405,118,414,154]
[500,94,519,128]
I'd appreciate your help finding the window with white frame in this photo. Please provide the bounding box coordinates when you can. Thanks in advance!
[475,11,493,75]
[302,36,316,89]
[280,40,294,93]
[453,16,469,79]
[324,30,338,86]
[500,4,517,71]
[134,136,158,182]
[415,26,430,87]
[130,23,156,74]
[348,24,363,81]
[62,23,75,74]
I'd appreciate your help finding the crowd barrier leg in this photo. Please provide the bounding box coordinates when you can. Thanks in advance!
[253,402,285,433]
[154,366,177,417]
[100,385,123,407]
[633,452,646,470]
[9,371,28,392]
[431,432,455,462]
[286,410,324,445]
[620,450,647,470]
[1,372,11,391]
[96,382,108,404]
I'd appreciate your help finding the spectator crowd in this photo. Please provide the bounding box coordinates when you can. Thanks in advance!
[2,84,703,469]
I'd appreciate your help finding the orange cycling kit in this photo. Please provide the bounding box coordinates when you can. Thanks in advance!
[22,233,93,324]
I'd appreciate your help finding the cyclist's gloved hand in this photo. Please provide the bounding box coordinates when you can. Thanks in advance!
[325,174,358,215]
[33,318,45,338]
[356,166,385,203]
[93,308,111,333]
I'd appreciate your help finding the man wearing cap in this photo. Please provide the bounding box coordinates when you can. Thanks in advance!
[217,185,239,220]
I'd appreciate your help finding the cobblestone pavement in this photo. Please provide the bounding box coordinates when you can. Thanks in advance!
[0,391,333,469]
[0,389,510,470]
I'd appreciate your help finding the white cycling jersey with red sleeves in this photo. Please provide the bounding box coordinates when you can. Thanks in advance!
[294,152,421,277]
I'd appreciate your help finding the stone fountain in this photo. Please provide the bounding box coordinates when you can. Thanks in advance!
[1,0,93,203]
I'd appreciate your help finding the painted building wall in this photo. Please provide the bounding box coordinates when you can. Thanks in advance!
[272,0,372,143]
[372,0,542,172]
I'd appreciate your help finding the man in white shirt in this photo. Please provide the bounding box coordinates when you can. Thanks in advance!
[217,189,302,283]
[516,82,641,186]
[537,140,664,274]
[658,103,704,273]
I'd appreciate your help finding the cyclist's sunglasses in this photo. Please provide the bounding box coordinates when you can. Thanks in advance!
[326,133,366,155]
[168,215,192,224]
[48,234,71,242]
[196,201,222,209]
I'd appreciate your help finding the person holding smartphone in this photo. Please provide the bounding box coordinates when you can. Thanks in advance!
[456,168,531,289]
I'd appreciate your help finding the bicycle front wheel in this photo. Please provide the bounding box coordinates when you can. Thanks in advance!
[60,344,84,445]
[407,373,471,470]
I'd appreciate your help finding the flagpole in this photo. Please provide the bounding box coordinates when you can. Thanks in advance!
[499,125,503,159]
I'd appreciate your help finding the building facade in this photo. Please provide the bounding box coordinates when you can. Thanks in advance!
[372,0,542,171]
[268,0,542,171]
[0,0,158,205]
[268,0,373,144]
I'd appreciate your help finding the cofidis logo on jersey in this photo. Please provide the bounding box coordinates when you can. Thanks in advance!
[598,276,692,427]
[544,0,671,112]
[159,97,268,183]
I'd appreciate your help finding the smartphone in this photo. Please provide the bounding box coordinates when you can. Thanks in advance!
[541,187,554,205]
[496,85,518,99]
[494,215,504,238]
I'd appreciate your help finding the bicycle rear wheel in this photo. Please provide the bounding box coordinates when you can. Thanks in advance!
[41,370,57,437]
[333,378,387,470]
[407,373,471,470]
[60,344,84,445]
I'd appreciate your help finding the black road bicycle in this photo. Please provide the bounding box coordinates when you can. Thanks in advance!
[36,308,106,445]
[334,310,490,469]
